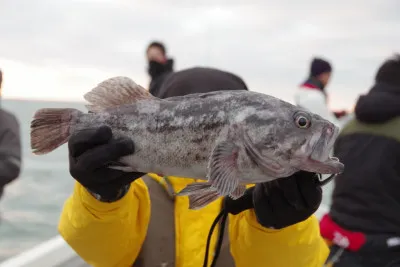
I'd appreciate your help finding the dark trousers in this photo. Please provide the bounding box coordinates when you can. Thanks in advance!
[326,245,400,267]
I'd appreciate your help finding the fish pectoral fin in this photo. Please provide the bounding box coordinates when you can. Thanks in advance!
[188,190,221,210]
[83,76,157,112]
[229,184,246,200]
[242,129,286,177]
[177,182,220,209]
[208,141,240,196]
[176,182,213,196]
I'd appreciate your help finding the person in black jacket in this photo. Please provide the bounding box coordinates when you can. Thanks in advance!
[320,54,400,267]
[146,41,174,96]
[0,69,22,200]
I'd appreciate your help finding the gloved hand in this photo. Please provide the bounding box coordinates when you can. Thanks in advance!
[68,125,146,202]
[224,171,323,229]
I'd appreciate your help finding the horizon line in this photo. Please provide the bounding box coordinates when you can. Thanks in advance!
[2,96,86,103]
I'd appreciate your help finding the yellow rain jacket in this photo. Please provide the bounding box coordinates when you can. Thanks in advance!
[58,174,329,267]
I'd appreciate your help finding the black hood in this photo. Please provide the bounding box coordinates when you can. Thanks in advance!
[355,82,400,123]
[147,59,174,80]
[154,67,248,99]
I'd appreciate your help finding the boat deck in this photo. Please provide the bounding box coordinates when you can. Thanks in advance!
[56,256,89,267]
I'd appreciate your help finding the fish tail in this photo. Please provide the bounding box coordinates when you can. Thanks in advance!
[188,190,221,210]
[176,182,213,196]
[30,108,82,155]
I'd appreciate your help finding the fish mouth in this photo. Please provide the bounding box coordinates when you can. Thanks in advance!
[306,125,344,174]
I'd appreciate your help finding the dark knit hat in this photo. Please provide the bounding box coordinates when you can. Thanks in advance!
[310,57,332,77]
[375,53,400,87]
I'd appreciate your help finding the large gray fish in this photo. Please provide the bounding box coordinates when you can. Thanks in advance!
[30,76,344,210]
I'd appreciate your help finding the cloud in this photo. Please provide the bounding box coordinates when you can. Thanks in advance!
[0,0,399,108]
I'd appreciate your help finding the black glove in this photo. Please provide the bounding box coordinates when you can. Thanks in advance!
[68,125,146,202]
[224,171,323,229]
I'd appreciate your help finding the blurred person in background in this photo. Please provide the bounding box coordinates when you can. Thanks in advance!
[320,54,400,267]
[146,41,174,96]
[58,66,331,267]
[0,69,22,201]
[295,57,350,129]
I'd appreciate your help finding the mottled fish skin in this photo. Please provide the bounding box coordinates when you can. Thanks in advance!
[74,90,335,182]
[30,76,344,210]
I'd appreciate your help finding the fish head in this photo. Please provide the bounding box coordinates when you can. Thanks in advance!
[288,109,343,174]
[260,108,344,175]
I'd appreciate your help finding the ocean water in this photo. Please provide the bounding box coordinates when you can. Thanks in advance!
[0,99,334,262]
[0,99,86,261]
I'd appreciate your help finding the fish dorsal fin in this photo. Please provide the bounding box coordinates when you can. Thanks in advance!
[83,76,156,112]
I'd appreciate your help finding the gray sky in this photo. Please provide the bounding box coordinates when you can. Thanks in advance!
[0,0,399,109]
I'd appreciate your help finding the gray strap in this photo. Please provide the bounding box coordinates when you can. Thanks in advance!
[133,176,176,267]
[134,175,235,267]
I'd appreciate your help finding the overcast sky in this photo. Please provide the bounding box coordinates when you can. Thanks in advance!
[0,0,399,110]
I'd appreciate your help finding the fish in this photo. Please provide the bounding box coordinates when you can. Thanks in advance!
[30,76,344,210]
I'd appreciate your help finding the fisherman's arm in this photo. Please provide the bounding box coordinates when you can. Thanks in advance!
[226,172,329,267]
[58,126,148,267]
[0,116,22,187]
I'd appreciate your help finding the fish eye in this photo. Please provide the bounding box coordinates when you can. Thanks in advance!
[294,113,311,129]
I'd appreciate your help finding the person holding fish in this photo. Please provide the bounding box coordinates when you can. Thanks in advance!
[32,67,344,267]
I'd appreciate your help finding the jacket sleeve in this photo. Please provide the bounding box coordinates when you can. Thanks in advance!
[229,210,329,267]
[58,179,150,267]
[295,90,342,129]
[0,116,22,187]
